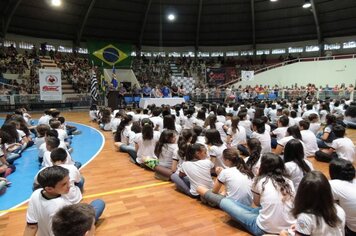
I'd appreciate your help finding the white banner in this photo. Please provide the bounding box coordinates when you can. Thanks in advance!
[241,70,254,81]
[39,68,62,101]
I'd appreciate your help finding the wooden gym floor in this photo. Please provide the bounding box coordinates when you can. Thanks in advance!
[0,111,355,236]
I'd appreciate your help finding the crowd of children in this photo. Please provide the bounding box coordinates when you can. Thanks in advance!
[96,96,356,236]
[0,108,105,236]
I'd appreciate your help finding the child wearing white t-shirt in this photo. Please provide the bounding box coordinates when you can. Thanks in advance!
[282,171,345,236]
[329,159,356,236]
[34,148,83,204]
[299,120,319,157]
[251,118,271,154]
[315,125,356,163]
[133,118,160,165]
[153,130,178,180]
[244,138,262,176]
[205,129,227,169]
[283,139,313,190]
[271,115,289,148]
[171,143,214,198]
[220,153,296,235]
[25,166,105,236]
[197,148,253,207]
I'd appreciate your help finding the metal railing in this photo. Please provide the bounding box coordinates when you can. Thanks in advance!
[0,93,91,111]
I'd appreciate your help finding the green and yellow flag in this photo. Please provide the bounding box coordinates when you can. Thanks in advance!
[87,41,132,68]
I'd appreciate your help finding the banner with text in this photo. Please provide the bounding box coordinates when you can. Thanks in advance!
[39,68,62,101]
[207,68,226,86]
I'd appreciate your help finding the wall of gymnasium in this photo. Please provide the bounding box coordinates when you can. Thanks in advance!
[236,58,356,88]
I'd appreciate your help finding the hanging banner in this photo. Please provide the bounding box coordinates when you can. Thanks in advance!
[241,70,254,81]
[206,68,226,86]
[39,68,62,101]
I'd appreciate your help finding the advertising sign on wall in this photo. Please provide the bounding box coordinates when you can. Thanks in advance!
[39,69,62,101]
[206,68,226,86]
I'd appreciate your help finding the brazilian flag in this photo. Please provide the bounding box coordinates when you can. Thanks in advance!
[87,41,132,68]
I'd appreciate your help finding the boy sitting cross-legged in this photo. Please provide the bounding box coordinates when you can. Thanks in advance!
[24,166,105,236]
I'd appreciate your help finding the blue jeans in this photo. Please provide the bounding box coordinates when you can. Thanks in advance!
[170,173,196,198]
[6,153,21,164]
[90,199,106,222]
[75,176,85,193]
[119,145,137,163]
[317,138,330,148]
[219,198,265,236]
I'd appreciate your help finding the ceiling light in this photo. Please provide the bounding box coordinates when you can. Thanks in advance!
[270,0,278,2]
[51,0,62,7]
[303,0,312,8]
[167,14,175,21]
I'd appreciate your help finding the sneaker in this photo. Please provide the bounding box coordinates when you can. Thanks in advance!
[72,130,82,135]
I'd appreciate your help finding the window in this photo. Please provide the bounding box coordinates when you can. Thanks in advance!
[152,52,166,57]
[46,44,56,51]
[305,45,320,52]
[182,52,194,57]
[211,52,224,57]
[343,41,356,49]
[4,40,16,47]
[324,43,341,50]
[226,51,239,56]
[78,48,88,54]
[271,49,286,54]
[141,52,152,57]
[197,52,209,57]
[58,46,72,53]
[240,50,253,56]
[18,42,34,50]
[288,47,303,53]
[168,52,181,57]
[256,50,270,55]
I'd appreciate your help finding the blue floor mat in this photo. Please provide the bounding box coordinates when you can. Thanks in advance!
[0,119,104,211]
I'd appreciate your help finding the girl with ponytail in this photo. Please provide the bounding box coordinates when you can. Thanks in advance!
[220,153,296,235]
[244,138,262,176]
[197,148,253,207]
[133,118,160,165]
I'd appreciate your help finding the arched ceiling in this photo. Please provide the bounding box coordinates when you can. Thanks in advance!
[1,0,356,48]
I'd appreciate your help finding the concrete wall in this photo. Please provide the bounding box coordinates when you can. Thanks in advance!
[235,58,356,88]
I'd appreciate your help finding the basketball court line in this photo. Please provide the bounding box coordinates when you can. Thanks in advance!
[0,181,172,214]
